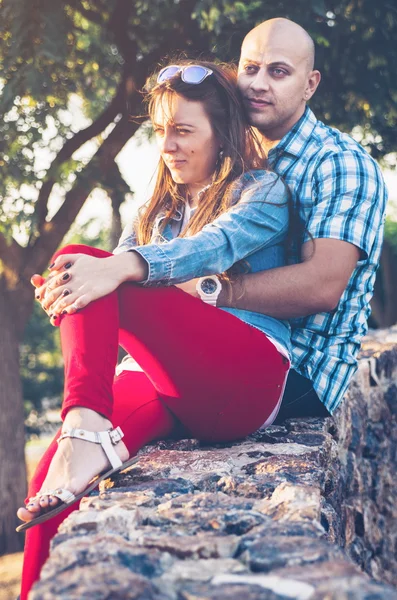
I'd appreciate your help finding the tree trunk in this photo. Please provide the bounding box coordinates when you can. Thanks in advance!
[0,282,27,554]
[109,190,124,252]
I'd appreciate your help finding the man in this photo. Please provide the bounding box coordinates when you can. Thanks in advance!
[33,18,387,423]
[219,18,387,420]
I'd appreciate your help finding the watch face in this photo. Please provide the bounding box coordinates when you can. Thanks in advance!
[201,278,218,295]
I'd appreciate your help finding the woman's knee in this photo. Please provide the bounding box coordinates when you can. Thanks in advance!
[52,244,112,262]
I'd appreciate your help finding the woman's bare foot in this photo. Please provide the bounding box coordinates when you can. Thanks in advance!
[17,407,129,523]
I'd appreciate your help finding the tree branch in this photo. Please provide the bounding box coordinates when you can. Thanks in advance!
[103,159,130,250]
[108,0,137,61]
[138,0,211,75]
[33,70,130,236]
[22,102,142,279]
[25,0,207,276]
[33,0,141,238]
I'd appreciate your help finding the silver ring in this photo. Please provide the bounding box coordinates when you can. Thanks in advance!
[71,302,80,311]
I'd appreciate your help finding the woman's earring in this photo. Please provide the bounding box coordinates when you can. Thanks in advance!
[218,148,224,161]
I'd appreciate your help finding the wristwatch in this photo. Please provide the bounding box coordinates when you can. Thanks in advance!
[196,275,222,306]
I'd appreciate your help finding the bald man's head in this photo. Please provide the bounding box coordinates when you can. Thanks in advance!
[243,19,315,72]
[237,18,321,142]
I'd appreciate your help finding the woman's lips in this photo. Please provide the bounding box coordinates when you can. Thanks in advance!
[166,160,186,168]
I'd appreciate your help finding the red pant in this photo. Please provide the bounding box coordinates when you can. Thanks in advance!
[21,244,289,599]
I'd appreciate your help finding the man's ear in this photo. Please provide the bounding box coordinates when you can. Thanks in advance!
[305,70,321,100]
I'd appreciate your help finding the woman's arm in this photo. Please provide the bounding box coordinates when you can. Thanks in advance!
[40,171,288,316]
[130,172,288,286]
[35,205,143,317]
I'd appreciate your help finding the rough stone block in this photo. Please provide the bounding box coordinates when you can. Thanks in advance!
[31,331,397,598]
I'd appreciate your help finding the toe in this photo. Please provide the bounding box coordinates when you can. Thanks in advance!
[48,495,60,507]
[39,495,50,509]
[26,499,41,513]
[17,506,37,523]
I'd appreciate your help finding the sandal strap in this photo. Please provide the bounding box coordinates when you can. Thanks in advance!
[57,426,124,470]
[35,488,76,504]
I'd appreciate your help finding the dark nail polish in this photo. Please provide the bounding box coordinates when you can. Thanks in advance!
[62,289,70,297]
[62,273,70,281]
[49,498,53,503]
[49,262,55,269]
[49,314,53,318]
[35,294,40,300]
[61,310,67,315]
[64,262,72,269]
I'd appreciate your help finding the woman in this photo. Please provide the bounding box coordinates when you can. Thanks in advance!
[17,60,290,598]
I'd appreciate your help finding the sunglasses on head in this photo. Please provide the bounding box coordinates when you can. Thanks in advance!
[157,65,214,85]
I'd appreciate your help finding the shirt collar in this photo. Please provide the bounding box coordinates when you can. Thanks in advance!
[162,182,212,222]
[268,107,318,161]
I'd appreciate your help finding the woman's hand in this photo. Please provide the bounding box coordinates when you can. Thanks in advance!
[32,272,58,315]
[34,252,147,323]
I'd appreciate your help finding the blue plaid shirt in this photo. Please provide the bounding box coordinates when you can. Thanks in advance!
[268,107,388,414]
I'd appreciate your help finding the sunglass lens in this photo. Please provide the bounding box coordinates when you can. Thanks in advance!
[182,66,209,84]
[157,66,180,83]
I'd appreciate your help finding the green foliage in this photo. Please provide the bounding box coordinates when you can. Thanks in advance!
[20,299,64,413]
[0,0,395,416]
[0,0,122,224]
[384,218,397,256]
[191,0,397,160]
[0,0,395,344]
[1,0,395,237]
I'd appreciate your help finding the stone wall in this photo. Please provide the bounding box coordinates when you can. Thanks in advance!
[31,331,397,600]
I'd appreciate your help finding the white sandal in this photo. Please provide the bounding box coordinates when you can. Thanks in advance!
[16,425,139,532]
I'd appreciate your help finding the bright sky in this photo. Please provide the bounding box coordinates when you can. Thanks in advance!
[75,134,160,237]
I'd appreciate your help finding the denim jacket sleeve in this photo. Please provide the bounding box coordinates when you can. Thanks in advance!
[126,170,288,286]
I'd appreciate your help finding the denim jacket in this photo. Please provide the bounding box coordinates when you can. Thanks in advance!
[114,170,291,355]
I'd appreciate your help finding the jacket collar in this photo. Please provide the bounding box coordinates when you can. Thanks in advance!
[159,182,212,222]
[156,205,183,223]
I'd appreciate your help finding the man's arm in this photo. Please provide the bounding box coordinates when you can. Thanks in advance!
[218,238,360,319]
[220,147,386,320]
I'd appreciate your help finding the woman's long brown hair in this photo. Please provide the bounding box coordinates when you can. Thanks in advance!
[136,59,268,245]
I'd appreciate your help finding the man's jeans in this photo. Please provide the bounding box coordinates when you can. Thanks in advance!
[274,369,330,424]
